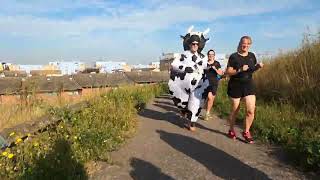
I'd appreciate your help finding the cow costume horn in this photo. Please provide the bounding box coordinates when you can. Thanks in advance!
[181,25,210,53]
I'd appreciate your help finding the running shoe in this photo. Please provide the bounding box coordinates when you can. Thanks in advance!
[228,129,237,140]
[242,131,254,144]
[204,112,211,121]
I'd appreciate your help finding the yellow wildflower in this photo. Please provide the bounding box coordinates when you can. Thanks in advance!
[9,132,15,137]
[27,133,32,137]
[60,126,64,129]
[15,138,23,144]
[2,152,8,157]
[8,154,14,159]
[73,136,77,140]
[33,142,39,147]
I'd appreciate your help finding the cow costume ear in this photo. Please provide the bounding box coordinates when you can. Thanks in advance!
[181,26,210,52]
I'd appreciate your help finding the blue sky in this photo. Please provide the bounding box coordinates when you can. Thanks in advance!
[0,0,319,64]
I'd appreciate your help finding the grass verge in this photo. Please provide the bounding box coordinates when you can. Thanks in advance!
[0,84,167,179]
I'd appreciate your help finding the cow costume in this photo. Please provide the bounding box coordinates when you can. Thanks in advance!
[168,26,210,126]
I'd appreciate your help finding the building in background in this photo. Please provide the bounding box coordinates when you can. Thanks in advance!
[149,62,160,69]
[96,61,131,73]
[0,62,10,73]
[149,62,160,72]
[3,70,27,77]
[159,53,179,71]
[30,70,62,76]
[49,61,85,75]
[131,63,160,72]
[42,64,59,70]
[19,65,43,74]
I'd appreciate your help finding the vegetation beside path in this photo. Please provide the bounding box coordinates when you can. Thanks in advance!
[0,84,167,179]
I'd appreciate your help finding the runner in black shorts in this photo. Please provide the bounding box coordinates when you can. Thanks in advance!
[225,36,264,143]
[204,49,223,120]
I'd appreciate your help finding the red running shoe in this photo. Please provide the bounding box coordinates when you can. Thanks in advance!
[228,130,237,140]
[242,131,254,144]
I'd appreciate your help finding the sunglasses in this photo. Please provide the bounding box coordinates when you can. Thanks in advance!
[208,53,215,56]
[191,43,199,46]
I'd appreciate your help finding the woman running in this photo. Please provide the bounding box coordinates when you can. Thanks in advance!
[225,36,264,143]
[168,26,210,131]
[204,49,223,121]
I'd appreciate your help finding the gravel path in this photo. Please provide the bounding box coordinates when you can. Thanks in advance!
[90,96,309,180]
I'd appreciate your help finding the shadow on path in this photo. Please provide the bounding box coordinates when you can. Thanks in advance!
[153,103,180,114]
[157,130,271,180]
[149,101,228,137]
[153,100,175,107]
[155,95,172,100]
[130,158,174,180]
[138,108,186,128]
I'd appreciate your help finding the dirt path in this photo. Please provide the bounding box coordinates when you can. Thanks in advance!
[90,96,309,180]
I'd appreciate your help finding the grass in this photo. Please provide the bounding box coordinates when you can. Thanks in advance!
[0,88,111,131]
[213,35,320,171]
[254,34,320,115]
[0,104,47,132]
[0,84,167,179]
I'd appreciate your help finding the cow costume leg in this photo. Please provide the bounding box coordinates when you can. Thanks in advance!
[187,78,209,122]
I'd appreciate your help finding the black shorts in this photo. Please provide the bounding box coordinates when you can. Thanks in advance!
[227,79,255,98]
[207,85,218,96]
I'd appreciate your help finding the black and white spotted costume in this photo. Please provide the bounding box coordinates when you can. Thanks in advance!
[168,26,210,122]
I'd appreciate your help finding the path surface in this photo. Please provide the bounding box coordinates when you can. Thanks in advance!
[90,96,308,180]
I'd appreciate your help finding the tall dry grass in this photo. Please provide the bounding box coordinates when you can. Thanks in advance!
[254,34,320,114]
[0,89,110,131]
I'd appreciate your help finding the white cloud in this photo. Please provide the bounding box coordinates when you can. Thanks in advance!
[0,0,306,38]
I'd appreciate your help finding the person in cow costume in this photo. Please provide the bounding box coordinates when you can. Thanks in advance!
[168,26,210,131]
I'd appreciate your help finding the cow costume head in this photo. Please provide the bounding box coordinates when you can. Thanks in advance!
[180,25,210,53]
